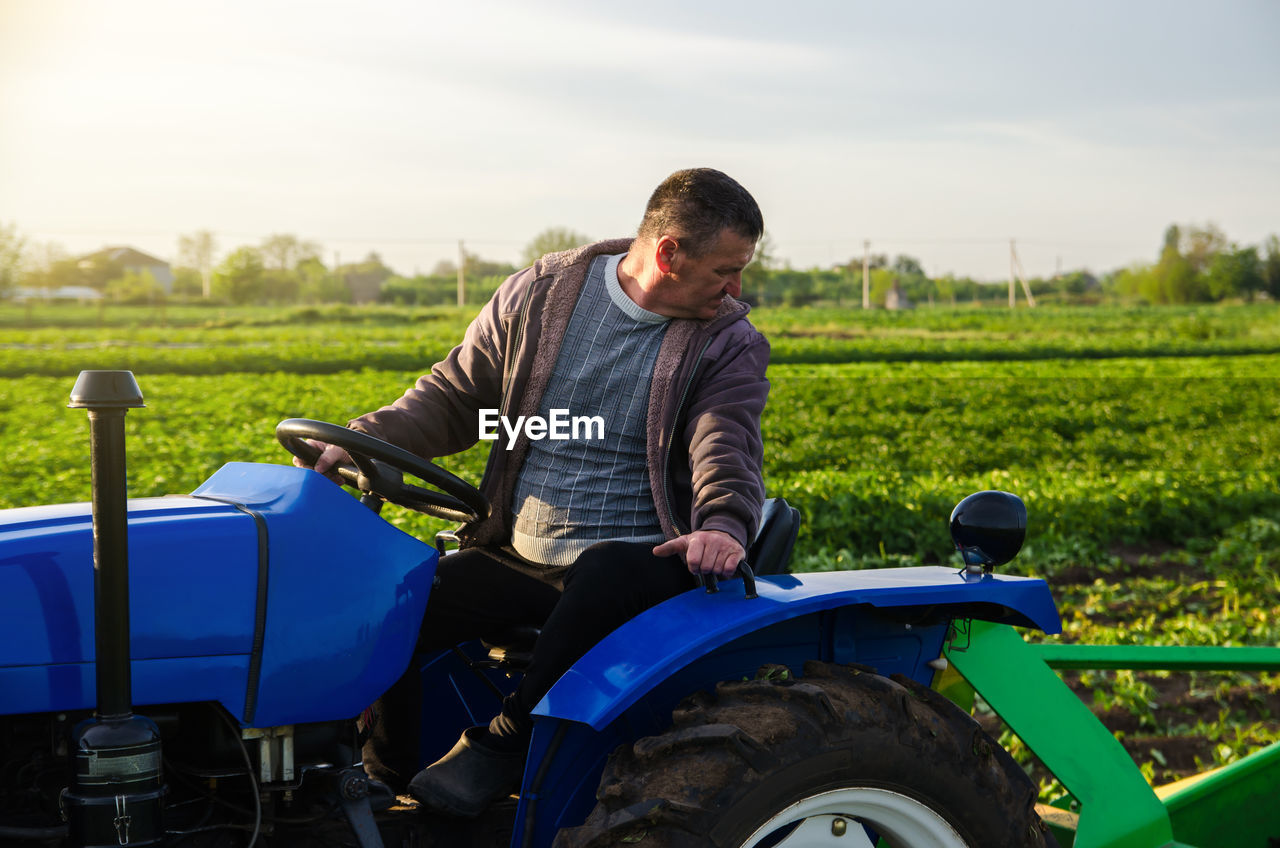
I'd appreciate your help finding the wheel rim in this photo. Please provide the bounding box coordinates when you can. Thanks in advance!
[739,787,970,848]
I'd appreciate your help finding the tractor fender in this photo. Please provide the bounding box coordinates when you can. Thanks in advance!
[533,566,1060,731]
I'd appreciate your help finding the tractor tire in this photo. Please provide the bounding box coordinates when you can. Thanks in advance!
[554,661,1054,848]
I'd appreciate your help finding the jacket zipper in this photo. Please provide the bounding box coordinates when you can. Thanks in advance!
[499,282,537,417]
[663,335,714,536]
[476,281,537,509]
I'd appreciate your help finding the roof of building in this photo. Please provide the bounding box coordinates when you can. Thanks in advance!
[79,246,170,268]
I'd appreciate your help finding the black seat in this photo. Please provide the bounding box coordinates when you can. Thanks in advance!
[461,498,800,674]
[747,497,801,576]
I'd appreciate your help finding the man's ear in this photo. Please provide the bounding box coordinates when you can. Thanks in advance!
[655,236,679,274]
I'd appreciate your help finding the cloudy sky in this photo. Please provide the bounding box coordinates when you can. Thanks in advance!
[2,0,1277,280]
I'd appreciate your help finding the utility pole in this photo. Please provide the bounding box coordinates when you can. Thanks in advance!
[1009,239,1037,308]
[1009,240,1016,308]
[457,240,465,308]
[862,239,870,309]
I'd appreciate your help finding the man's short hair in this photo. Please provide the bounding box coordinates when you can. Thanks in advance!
[637,168,764,258]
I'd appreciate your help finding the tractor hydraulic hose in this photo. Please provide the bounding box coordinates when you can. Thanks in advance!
[521,722,570,848]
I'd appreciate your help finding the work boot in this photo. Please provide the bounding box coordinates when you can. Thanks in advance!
[408,727,525,817]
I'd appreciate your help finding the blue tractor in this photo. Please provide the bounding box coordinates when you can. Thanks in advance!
[0,373,1061,847]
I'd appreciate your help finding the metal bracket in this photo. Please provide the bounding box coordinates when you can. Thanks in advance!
[241,725,295,786]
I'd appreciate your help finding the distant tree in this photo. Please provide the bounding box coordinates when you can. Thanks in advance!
[466,253,518,278]
[433,251,517,279]
[1180,223,1228,275]
[771,268,817,307]
[212,247,266,304]
[868,267,900,306]
[21,242,73,292]
[839,252,887,275]
[934,273,957,305]
[742,231,776,305]
[1150,227,1204,303]
[1262,235,1280,300]
[178,230,218,297]
[262,270,300,303]
[1205,245,1264,301]
[1057,270,1099,297]
[522,227,591,266]
[339,251,394,304]
[811,267,854,306]
[0,222,25,296]
[298,257,350,303]
[1152,250,1201,303]
[891,254,925,278]
[260,233,321,271]
[106,269,163,304]
[171,267,204,297]
[1109,262,1154,301]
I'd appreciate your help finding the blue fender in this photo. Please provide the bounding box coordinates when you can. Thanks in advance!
[534,566,1060,731]
[516,567,1062,846]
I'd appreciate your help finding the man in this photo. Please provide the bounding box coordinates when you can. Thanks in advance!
[298,167,769,816]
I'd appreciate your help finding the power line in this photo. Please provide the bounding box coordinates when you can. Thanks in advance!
[786,236,1146,248]
[22,228,522,247]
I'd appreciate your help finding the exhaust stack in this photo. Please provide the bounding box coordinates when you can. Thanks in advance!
[63,371,166,847]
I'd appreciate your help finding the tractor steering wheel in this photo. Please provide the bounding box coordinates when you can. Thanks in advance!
[275,418,489,524]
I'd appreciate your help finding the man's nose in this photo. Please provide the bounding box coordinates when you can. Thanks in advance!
[725,275,742,297]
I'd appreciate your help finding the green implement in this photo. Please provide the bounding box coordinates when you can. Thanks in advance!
[943,620,1280,848]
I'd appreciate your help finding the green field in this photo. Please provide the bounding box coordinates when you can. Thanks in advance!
[2,300,1277,793]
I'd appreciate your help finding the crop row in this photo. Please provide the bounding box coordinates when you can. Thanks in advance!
[7,301,1278,338]
[3,303,1279,377]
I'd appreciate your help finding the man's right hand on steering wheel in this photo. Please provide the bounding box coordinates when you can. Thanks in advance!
[292,440,353,482]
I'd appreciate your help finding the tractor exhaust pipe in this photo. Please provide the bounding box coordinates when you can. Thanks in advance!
[63,371,166,847]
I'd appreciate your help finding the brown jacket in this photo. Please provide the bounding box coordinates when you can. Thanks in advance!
[350,238,770,551]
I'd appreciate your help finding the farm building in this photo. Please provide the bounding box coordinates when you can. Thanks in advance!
[79,246,175,294]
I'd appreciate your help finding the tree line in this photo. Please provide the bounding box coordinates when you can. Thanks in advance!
[2,222,1277,308]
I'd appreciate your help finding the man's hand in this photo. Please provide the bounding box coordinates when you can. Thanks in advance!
[291,439,354,484]
[653,529,745,579]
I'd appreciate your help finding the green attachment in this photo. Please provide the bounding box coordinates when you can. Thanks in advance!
[1030,642,1280,672]
[946,620,1175,848]
[1160,742,1280,847]
[944,622,1280,848]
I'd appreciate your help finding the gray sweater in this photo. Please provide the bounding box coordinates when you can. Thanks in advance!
[511,253,669,565]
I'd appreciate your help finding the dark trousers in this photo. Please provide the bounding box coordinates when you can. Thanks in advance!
[363,540,697,788]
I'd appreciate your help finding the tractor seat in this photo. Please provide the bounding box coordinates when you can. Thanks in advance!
[747,497,801,576]
[476,498,801,669]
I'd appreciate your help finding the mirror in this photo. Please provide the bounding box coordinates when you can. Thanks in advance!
[949,490,1026,571]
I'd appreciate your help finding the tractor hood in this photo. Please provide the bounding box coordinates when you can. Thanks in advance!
[0,463,437,727]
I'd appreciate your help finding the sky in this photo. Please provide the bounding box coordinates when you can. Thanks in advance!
[1,0,1277,282]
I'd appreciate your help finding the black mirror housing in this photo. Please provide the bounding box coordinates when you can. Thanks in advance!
[949,490,1026,572]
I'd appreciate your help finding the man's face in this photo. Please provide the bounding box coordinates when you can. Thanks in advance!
[650,230,757,320]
